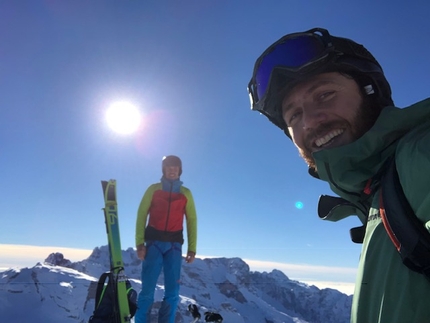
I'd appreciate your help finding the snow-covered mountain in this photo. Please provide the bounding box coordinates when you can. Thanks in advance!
[0,246,352,323]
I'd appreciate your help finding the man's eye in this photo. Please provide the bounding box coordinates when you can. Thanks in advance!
[319,91,335,100]
[287,110,302,125]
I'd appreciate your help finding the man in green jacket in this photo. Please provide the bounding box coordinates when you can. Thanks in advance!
[248,27,430,322]
[135,155,197,323]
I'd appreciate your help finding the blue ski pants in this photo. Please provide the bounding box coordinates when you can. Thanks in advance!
[135,241,182,323]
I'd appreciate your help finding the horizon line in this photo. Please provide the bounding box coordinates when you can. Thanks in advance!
[0,243,355,295]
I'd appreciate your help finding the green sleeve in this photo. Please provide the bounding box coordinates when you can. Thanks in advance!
[182,187,198,254]
[135,184,158,247]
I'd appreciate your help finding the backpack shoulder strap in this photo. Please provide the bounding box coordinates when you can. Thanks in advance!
[94,272,112,309]
[380,158,430,278]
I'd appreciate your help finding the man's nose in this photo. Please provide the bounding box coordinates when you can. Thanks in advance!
[302,104,327,130]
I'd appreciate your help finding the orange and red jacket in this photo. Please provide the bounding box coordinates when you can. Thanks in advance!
[135,183,197,254]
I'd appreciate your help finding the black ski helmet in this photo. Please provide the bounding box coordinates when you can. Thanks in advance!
[162,155,182,176]
[248,28,394,136]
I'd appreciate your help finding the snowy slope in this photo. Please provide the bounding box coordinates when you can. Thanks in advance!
[0,264,95,322]
[0,246,351,323]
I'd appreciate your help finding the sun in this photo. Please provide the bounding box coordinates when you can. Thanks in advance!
[106,101,141,134]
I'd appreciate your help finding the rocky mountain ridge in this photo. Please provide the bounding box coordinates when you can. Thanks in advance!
[0,246,351,322]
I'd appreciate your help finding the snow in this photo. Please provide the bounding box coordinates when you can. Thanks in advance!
[0,246,352,323]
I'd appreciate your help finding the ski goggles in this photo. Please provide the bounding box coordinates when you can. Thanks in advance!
[248,28,336,114]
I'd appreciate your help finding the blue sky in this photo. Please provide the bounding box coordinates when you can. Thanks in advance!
[1,1,429,294]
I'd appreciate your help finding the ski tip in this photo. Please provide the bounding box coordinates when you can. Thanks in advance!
[101,179,117,187]
[101,181,108,191]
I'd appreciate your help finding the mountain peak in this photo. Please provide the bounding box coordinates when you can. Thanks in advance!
[44,252,72,267]
[0,245,352,323]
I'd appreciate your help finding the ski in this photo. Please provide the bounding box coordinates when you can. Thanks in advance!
[101,179,131,323]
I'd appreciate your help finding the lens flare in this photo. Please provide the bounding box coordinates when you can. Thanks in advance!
[295,201,304,209]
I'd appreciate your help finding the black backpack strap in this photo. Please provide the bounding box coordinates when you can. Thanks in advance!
[94,272,111,309]
[380,158,430,279]
[317,195,370,243]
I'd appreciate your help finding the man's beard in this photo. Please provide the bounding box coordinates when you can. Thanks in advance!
[298,100,380,171]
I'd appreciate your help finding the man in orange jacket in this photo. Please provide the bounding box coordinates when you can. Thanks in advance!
[135,155,198,323]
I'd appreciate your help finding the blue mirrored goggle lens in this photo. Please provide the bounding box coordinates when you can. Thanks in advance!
[255,35,326,99]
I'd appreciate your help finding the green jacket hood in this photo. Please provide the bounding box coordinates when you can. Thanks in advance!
[313,98,430,204]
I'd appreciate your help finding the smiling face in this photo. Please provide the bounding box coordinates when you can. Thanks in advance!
[282,72,377,169]
[164,166,180,180]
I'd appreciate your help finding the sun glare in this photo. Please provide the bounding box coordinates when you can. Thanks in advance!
[106,101,141,134]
